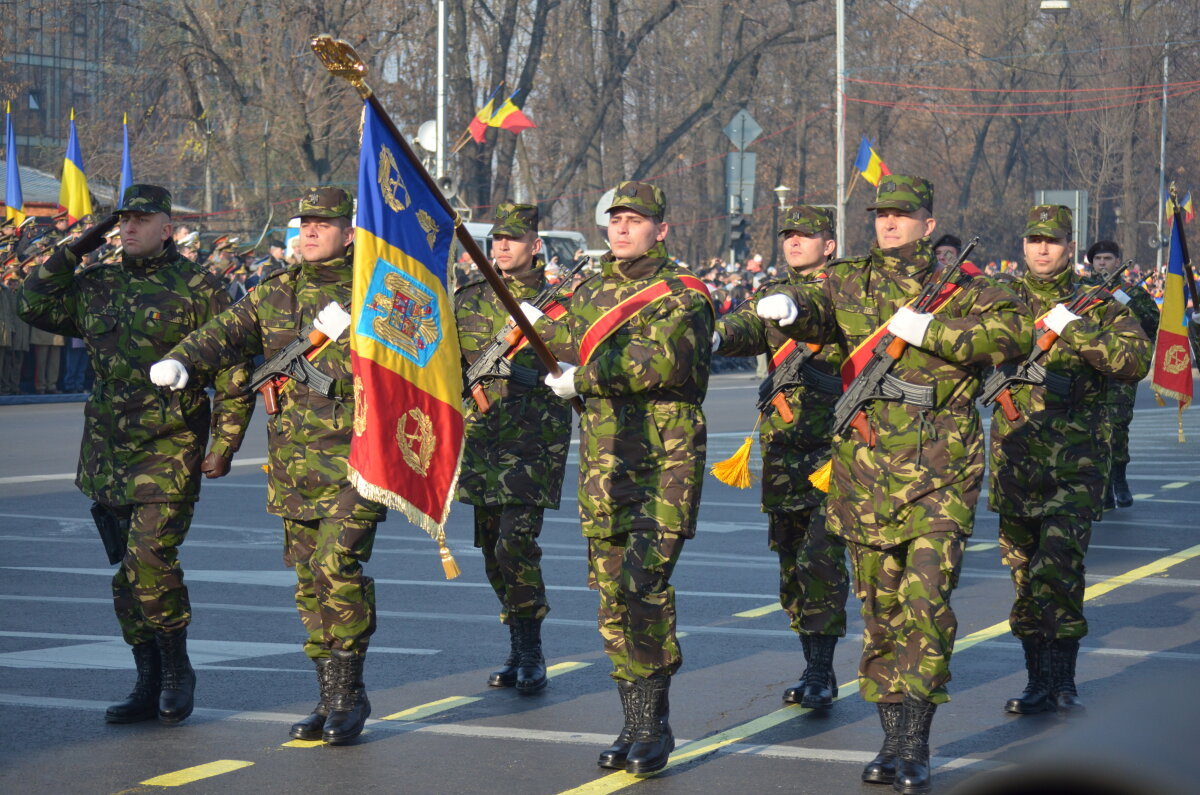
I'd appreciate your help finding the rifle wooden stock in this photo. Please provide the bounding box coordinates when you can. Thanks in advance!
[770,392,793,423]
[995,389,1020,422]
[255,327,331,415]
[260,382,281,415]
[849,410,876,447]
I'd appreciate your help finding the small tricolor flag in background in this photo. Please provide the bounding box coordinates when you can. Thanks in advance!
[59,109,93,223]
[119,112,134,201]
[348,98,464,571]
[854,136,891,187]
[487,90,536,134]
[1183,191,1195,225]
[4,102,25,226]
[467,84,503,144]
[1150,205,1194,440]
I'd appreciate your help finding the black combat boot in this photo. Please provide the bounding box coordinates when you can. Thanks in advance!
[514,617,547,694]
[155,628,196,725]
[625,674,674,775]
[488,622,520,688]
[597,679,640,769]
[861,702,903,784]
[289,657,333,740]
[783,634,810,704]
[798,635,838,709]
[1050,637,1085,714]
[323,649,371,744]
[1104,482,1116,510]
[105,642,161,724]
[892,695,936,794]
[1112,463,1133,508]
[1005,636,1053,714]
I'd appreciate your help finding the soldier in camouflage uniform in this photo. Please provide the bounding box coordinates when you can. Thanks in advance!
[455,202,572,694]
[1084,241,1159,509]
[18,185,254,726]
[757,176,1031,794]
[713,205,849,709]
[536,181,713,775]
[990,208,1151,718]
[154,187,385,745]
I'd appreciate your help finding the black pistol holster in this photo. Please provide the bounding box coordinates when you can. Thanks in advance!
[90,502,131,565]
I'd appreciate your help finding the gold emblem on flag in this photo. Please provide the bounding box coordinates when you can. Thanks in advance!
[397,407,436,476]
[377,145,411,213]
[369,272,440,359]
[1163,344,1189,375]
[353,376,368,436]
[417,209,439,249]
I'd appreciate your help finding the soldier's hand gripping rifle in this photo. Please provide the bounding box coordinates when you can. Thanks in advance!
[248,307,344,415]
[755,342,822,423]
[832,237,979,447]
[463,255,590,412]
[981,259,1130,421]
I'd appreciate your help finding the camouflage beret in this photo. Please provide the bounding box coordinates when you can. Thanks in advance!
[116,184,173,217]
[778,205,835,237]
[606,180,666,219]
[866,174,934,214]
[490,202,539,237]
[1023,204,1072,240]
[294,186,354,220]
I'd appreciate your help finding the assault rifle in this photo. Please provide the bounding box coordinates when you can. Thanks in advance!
[249,315,340,414]
[755,342,823,423]
[981,259,1130,421]
[463,256,589,412]
[831,237,979,446]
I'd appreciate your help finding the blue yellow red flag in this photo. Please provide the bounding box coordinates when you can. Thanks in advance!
[1184,191,1195,224]
[487,90,536,134]
[348,99,465,542]
[119,112,134,201]
[468,84,503,144]
[59,109,93,223]
[1151,210,1193,439]
[853,136,891,187]
[4,102,25,226]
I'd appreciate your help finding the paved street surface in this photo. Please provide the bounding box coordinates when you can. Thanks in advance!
[1,373,1197,794]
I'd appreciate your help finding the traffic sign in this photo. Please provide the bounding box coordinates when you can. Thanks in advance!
[723,109,762,151]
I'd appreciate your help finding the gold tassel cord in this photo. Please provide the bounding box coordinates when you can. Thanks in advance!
[808,460,832,493]
[710,416,760,489]
[439,538,461,580]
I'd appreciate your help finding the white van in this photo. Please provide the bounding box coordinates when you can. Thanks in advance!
[463,222,591,267]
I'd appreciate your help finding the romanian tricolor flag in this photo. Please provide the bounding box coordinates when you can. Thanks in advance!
[488,90,536,134]
[468,85,502,144]
[1150,208,1194,439]
[118,112,134,201]
[349,99,464,568]
[1184,191,1195,225]
[59,109,93,223]
[853,136,891,187]
[4,102,25,226]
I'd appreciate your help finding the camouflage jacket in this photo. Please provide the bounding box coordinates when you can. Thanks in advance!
[717,269,845,512]
[771,237,1032,547]
[18,242,253,505]
[166,255,386,522]
[988,268,1152,520]
[454,263,573,508]
[539,243,714,538]
[1097,281,1157,404]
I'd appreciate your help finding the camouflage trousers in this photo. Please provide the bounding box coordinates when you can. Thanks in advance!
[849,533,964,704]
[473,505,550,623]
[999,513,1091,641]
[1106,381,1137,467]
[588,531,684,682]
[768,508,849,637]
[111,501,195,646]
[283,516,378,659]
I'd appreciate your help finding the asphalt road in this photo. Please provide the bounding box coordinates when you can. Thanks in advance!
[1,374,1198,795]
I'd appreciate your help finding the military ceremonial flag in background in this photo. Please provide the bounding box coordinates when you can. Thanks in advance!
[59,109,93,223]
[118,112,134,201]
[1151,206,1194,440]
[4,102,25,225]
[348,99,465,551]
[853,136,891,187]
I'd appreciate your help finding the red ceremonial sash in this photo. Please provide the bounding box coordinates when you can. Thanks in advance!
[579,274,712,365]
[505,299,568,359]
[839,263,981,388]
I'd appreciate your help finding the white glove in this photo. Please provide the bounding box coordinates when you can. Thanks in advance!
[1044,303,1081,334]
[517,301,544,324]
[887,306,934,347]
[150,359,189,390]
[1113,289,1131,305]
[314,302,351,340]
[712,331,722,352]
[544,363,578,400]
[756,293,799,326]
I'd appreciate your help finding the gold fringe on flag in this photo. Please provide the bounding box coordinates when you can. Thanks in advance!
[710,417,759,489]
[808,460,832,493]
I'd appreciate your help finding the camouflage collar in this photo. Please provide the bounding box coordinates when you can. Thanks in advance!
[601,241,670,280]
[301,251,353,284]
[502,257,546,289]
[123,240,180,272]
[1024,262,1075,299]
[871,236,933,278]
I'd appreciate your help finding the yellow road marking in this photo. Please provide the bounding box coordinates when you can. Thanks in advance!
[281,739,324,748]
[548,661,592,678]
[1162,481,1189,490]
[733,602,783,618]
[381,695,481,721]
[141,760,253,787]
[554,542,1200,795]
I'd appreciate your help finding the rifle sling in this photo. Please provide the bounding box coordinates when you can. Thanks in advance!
[799,362,844,396]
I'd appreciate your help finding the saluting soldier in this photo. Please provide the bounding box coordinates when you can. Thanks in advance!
[535,181,714,775]
[713,205,849,708]
[454,202,572,693]
[18,185,254,725]
[756,176,1031,794]
[152,187,385,745]
[990,209,1151,717]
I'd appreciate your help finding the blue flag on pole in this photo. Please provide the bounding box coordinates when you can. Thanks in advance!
[5,102,25,225]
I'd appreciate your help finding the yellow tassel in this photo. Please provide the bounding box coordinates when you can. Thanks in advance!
[808,460,832,493]
[711,434,756,489]
[438,539,461,579]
